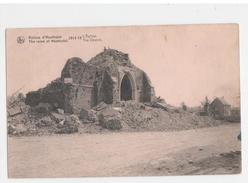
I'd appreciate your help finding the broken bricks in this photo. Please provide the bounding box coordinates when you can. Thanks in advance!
[50,112,65,123]
[32,103,53,114]
[98,108,122,130]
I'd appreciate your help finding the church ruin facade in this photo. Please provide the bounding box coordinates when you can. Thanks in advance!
[25,48,155,113]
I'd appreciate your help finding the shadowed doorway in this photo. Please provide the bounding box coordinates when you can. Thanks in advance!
[120,74,133,101]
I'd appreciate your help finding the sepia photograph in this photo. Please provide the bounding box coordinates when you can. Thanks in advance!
[6,24,241,178]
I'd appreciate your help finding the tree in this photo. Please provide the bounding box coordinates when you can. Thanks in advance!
[201,96,210,115]
[181,102,187,111]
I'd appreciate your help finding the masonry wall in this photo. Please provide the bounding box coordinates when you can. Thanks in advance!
[61,57,98,113]
[25,79,66,109]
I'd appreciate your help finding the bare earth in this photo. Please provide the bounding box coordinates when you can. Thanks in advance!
[8,123,241,178]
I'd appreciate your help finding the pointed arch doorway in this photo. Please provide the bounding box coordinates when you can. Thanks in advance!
[120,74,134,101]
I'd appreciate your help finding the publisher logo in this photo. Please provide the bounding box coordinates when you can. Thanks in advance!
[17,36,25,44]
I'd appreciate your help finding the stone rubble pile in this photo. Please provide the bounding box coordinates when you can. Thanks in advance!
[7,94,224,136]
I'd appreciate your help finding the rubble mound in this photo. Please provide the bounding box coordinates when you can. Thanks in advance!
[118,101,222,131]
[98,107,122,130]
[7,93,225,136]
[55,115,80,134]
[7,94,81,136]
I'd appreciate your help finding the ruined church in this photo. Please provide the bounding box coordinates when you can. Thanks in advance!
[25,48,155,113]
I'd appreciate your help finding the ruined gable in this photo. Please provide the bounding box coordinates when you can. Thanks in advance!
[88,48,132,68]
[61,57,97,85]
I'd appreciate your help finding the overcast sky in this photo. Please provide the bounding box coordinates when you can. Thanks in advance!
[6,24,240,107]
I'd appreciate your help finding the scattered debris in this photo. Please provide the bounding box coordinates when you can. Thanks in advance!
[69,114,81,124]
[8,124,16,135]
[56,123,78,134]
[79,108,89,120]
[59,120,65,125]
[149,102,169,111]
[8,123,27,136]
[36,116,54,127]
[33,103,53,114]
[50,112,65,123]
[57,108,64,114]
[87,109,98,122]
[92,102,108,111]
[56,115,80,134]
[98,108,122,130]
[8,109,22,118]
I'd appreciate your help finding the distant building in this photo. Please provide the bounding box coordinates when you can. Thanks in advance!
[230,107,241,122]
[209,97,231,120]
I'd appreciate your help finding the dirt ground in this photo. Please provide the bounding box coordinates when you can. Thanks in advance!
[8,123,241,178]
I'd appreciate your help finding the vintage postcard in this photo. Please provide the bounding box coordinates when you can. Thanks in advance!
[6,24,241,178]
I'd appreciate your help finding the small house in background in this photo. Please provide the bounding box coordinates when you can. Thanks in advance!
[230,107,241,122]
[209,97,231,120]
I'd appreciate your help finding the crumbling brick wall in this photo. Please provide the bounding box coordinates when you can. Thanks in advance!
[25,79,66,109]
[61,57,98,113]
